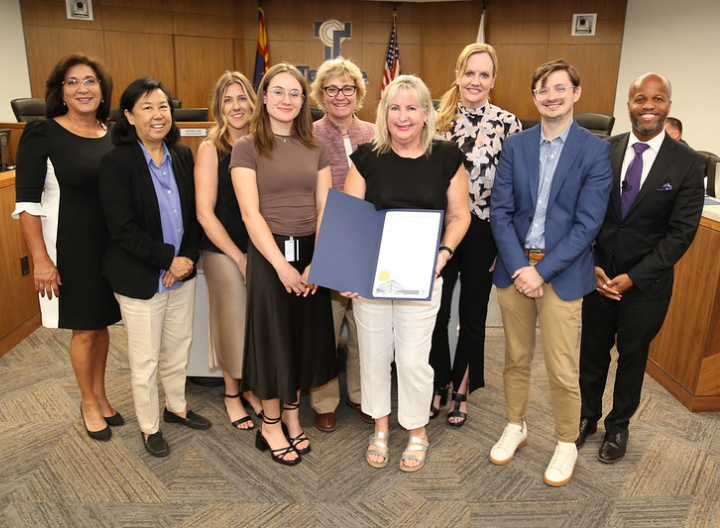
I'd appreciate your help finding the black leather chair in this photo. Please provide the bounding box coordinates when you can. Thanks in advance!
[11,98,46,122]
[697,150,720,197]
[574,112,615,138]
[519,118,539,130]
[310,105,324,122]
[173,108,208,122]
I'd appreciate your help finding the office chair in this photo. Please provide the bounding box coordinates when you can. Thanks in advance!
[11,98,46,122]
[519,118,539,130]
[173,108,208,122]
[697,150,720,197]
[310,105,324,122]
[574,112,615,137]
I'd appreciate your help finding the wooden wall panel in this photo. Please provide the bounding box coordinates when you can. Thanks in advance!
[23,26,105,99]
[103,32,175,107]
[19,0,626,123]
[174,36,234,109]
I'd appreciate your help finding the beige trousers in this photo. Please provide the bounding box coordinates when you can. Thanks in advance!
[115,278,196,435]
[497,282,581,443]
[310,290,361,413]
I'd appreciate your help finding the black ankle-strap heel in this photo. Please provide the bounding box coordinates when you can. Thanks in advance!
[281,402,311,455]
[255,415,301,466]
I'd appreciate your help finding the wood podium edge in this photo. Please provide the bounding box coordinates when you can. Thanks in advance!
[646,358,720,412]
[0,312,41,358]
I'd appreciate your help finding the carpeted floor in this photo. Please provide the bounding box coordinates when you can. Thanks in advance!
[0,325,718,527]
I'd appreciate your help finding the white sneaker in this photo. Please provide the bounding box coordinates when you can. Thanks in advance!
[543,441,578,487]
[489,422,528,465]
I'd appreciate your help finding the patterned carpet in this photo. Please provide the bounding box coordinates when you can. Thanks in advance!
[0,325,718,527]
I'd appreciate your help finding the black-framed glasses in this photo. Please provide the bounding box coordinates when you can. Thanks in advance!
[62,77,101,88]
[267,88,304,103]
[532,84,575,100]
[322,85,357,97]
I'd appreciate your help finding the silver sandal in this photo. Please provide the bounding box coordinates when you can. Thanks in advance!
[366,431,389,468]
[399,436,429,472]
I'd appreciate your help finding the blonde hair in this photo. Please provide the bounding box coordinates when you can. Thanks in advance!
[250,62,316,159]
[207,71,257,155]
[310,56,367,111]
[436,43,499,134]
[373,75,436,155]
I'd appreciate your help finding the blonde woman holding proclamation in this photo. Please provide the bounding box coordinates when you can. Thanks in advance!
[195,71,263,430]
[231,63,337,466]
[344,75,470,471]
[309,57,375,431]
[429,43,522,426]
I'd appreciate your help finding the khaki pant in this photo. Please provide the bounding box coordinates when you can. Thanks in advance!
[497,282,581,443]
[115,278,196,435]
[310,290,361,413]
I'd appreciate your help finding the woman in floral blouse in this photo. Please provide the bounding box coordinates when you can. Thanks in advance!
[429,43,522,426]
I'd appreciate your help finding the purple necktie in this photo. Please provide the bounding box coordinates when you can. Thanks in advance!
[621,142,650,218]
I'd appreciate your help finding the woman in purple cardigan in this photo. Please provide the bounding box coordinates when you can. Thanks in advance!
[309,58,375,432]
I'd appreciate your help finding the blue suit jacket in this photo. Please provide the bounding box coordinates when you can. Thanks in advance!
[490,120,612,301]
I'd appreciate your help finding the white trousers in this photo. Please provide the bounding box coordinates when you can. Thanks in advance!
[353,278,442,430]
[115,278,196,434]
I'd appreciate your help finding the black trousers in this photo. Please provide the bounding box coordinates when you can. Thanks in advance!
[579,290,670,434]
[429,215,496,393]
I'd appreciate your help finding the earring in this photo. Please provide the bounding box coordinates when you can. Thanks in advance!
[101,99,104,103]
[62,101,67,106]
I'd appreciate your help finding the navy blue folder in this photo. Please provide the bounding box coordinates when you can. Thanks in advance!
[308,189,443,300]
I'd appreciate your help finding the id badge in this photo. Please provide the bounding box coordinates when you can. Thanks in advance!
[284,236,299,262]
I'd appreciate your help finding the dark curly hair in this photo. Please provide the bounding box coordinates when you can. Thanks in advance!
[45,53,112,124]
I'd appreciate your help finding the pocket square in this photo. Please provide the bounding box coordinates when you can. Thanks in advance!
[656,183,673,191]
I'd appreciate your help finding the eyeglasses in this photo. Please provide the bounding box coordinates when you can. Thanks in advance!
[267,88,304,103]
[62,77,101,88]
[322,85,357,97]
[533,84,575,100]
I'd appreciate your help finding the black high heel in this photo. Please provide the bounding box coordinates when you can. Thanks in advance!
[429,385,449,420]
[255,414,301,466]
[223,393,254,430]
[447,391,468,427]
[282,402,311,454]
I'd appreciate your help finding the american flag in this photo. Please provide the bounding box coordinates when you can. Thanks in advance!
[253,6,270,90]
[381,11,401,93]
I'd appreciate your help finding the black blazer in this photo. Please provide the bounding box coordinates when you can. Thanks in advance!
[99,142,200,299]
[593,133,705,300]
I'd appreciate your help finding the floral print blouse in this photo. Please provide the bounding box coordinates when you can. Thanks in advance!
[445,103,522,220]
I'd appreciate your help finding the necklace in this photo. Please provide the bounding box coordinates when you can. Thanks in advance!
[274,134,293,143]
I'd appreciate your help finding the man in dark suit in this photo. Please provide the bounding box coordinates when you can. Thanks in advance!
[489,59,612,486]
[576,73,705,463]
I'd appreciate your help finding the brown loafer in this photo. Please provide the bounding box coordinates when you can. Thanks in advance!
[315,412,336,432]
[345,397,373,424]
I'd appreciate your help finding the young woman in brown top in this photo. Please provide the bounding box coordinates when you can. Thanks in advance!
[230,63,337,465]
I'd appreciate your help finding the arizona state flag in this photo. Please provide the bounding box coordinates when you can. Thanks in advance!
[253,6,270,90]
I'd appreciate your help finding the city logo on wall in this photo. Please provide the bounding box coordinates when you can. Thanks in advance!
[315,20,352,60]
[297,20,367,83]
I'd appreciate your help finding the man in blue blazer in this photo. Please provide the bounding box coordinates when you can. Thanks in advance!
[576,73,705,463]
[489,59,612,486]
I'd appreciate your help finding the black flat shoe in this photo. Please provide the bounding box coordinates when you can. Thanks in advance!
[255,415,301,466]
[575,418,597,449]
[429,385,449,420]
[598,429,629,463]
[104,411,125,427]
[80,404,111,442]
[143,431,169,457]
[447,391,468,427]
[163,408,212,430]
